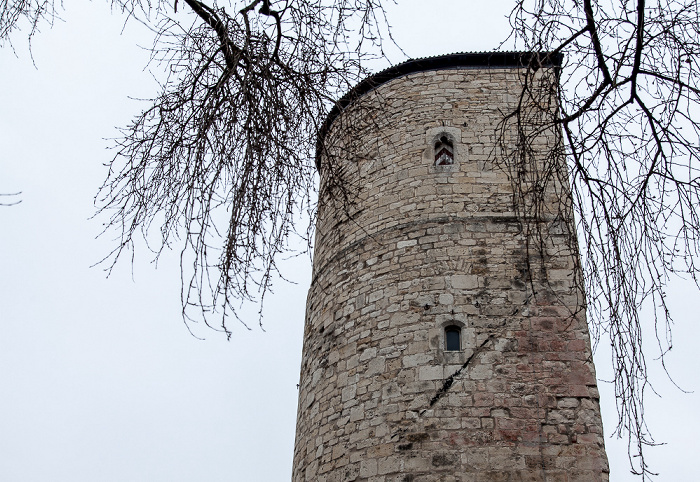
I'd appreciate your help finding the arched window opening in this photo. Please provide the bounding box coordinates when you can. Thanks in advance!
[445,325,461,351]
[434,135,454,166]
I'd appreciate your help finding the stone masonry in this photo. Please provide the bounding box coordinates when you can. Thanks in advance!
[293,53,609,481]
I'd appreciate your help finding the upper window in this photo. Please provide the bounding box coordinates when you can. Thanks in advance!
[434,135,454,166]
[445,325,461,351]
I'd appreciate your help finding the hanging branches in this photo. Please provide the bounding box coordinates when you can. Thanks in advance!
[0,0,393,335]
[504,1,700,478]
[98,0,391,335]
[83,0,391,336]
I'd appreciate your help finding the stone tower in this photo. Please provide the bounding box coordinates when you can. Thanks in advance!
[293,53,609,481]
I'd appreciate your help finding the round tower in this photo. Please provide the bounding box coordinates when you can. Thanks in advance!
[293,53,609,481]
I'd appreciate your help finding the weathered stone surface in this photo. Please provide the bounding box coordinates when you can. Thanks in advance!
[292,62,608,481]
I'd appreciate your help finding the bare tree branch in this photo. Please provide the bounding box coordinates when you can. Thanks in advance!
[506,0,700,478]
[85,0,392,336]
[0,191,22,206]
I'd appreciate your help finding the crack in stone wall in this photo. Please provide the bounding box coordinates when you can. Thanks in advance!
[428,334,495,407]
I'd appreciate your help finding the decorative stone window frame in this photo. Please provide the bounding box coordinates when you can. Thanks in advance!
[435,319,464,361]
[424,126,464,173]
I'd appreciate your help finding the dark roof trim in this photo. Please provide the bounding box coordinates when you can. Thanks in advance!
[316,51,562,169]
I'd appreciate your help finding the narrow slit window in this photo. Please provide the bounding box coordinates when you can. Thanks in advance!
[434,136,454,166]
[445,325,461,351]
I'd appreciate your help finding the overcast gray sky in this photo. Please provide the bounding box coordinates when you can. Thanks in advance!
[1,1,699,480]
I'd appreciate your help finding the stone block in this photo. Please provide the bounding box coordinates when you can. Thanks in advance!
[418,365,444,381]
[452,274,479,290]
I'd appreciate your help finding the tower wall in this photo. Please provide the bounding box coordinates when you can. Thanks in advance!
[293,56,608,481]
